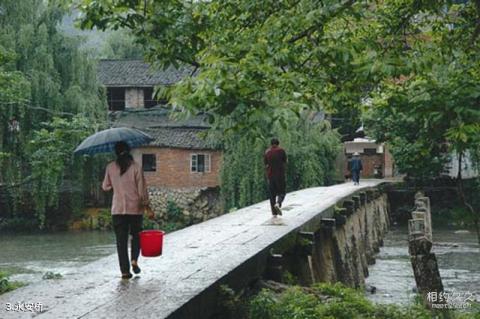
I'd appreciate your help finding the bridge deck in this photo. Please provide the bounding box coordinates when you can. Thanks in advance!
[0,180,384,319]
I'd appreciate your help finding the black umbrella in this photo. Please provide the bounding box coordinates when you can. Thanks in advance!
[74,127,154,155]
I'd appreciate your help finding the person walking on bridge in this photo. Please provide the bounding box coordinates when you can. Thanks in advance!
[264,138,287,217]
[102,141,153,279]
[349,152,363,185]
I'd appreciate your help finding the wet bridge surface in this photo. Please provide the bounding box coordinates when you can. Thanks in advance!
[0,180,384,319]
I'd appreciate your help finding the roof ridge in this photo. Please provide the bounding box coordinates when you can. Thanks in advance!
[97,60,191,86]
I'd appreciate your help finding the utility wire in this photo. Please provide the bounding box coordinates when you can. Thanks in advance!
[0,101,77,116]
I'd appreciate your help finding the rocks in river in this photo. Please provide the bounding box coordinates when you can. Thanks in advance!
[42,271,62,280]
[454,230,470,234]
[435,242,459,247]
[365,285,377,294]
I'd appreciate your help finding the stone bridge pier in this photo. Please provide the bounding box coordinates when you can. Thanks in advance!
[0,180,390,319]
[274,189,389,288]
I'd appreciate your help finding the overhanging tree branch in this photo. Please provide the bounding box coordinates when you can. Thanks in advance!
[288,0,354,44]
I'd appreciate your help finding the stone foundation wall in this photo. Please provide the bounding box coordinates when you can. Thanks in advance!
[323,191,389,287]
[148,186,223,223]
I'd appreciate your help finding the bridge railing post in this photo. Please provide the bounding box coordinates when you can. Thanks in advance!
[408,193,444,308]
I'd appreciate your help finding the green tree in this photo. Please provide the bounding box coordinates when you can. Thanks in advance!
[0,0,107,230]
[79,0,374,135]
[28,116,97,228]
[363,1,480,242]
[0,46,30,156]
[100,30,145,59]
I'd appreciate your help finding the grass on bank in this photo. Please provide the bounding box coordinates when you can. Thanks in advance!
[0,272,24,295]
[248,283,480,319]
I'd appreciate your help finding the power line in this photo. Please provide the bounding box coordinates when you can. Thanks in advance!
[0,101,81,116]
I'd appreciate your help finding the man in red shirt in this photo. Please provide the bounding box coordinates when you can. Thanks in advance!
[264,138,287,216]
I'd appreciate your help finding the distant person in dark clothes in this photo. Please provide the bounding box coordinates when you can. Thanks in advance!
[264,138,287,216]
[349,152,363,185]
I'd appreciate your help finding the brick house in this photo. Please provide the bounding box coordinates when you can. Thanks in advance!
[97,59,192,110]
[343,138,395,178]
[98,60,223,221]
[110,107,222,189]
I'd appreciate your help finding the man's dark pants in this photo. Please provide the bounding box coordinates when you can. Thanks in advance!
[112,214,143,274]
[268,175,286,213]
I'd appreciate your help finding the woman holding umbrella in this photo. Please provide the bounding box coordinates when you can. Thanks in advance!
[75,127,155,279]
[102,141,153,279]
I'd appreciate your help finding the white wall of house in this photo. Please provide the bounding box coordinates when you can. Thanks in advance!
[344,138,383,154]
[125,88,144,108]
[446,152,478,179]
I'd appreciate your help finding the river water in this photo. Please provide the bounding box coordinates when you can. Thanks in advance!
[0,231,116,283]
[365,227,480,305]
[1,228,479,307]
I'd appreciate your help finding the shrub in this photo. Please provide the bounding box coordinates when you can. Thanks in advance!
[166,200,183,222]
[248,282,477,319]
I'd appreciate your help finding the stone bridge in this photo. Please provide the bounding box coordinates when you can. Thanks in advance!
[0,180,390,319]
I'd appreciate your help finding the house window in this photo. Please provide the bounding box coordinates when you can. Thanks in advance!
[364,148,377,155]
[191,154,211,173]
[142,154,156,172]
[144,87,167,108]
[107,87,126,111]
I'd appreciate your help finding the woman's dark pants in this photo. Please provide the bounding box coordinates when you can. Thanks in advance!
[112,214,143,274]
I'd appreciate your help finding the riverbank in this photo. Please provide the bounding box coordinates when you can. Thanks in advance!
[0,273,23,295]
[244,281,478,319]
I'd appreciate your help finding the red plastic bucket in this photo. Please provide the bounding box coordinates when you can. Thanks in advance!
[140,230,164,257]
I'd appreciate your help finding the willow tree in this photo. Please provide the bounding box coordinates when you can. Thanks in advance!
[0,0,106,229]
[0,46,30,188]
[221,116,341,211]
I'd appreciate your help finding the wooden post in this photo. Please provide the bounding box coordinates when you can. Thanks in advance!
[408,193,444,308]
[415,196,432,242]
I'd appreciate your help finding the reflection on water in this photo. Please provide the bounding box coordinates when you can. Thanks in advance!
[366,227,480,305]
[0,231,115,283]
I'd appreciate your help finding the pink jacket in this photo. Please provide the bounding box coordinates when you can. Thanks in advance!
[102,161,149,215]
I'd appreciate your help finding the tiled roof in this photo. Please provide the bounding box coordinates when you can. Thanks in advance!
[110,107,210,129]
[110,106,220,150]
[144,127,220,150]
[97,59,192,87]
